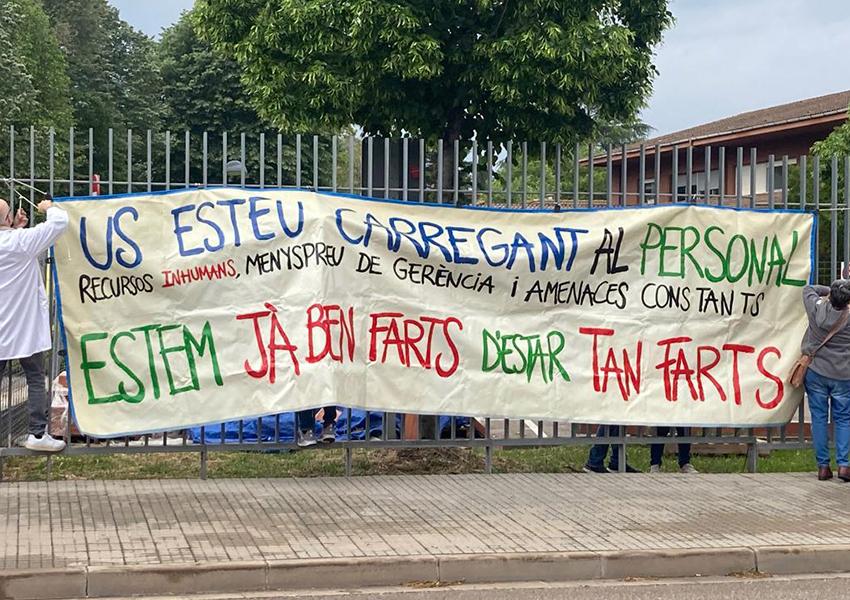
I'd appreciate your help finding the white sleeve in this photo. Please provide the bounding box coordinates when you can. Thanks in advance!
[16,206,70,256]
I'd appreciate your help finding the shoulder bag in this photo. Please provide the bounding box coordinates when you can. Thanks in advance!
[788,309,850,387]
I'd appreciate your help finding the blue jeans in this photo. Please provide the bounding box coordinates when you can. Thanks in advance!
[586,425,624,470]
[650,427,691,467]
[0,353,48,435]
[296,409,316,432]
[805,369,850,467]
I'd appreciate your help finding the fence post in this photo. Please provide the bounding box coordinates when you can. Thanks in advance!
[745,441,759,473]
[616,426,626,473]
[199,449,208,480]
[345,447,353,477]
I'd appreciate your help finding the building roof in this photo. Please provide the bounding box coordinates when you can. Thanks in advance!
[642,89,850,148]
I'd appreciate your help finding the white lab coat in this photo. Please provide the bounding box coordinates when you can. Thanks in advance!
[0,207,69,360]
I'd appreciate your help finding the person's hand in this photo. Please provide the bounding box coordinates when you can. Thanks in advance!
[36,199,53,213]
[12,208,28,228]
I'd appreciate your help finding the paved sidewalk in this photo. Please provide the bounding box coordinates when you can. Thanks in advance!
[2,473,850,598]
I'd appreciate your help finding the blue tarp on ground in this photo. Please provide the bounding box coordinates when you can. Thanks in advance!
[188,410,473,443]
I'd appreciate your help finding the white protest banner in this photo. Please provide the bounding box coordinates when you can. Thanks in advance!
[51,188,814,437]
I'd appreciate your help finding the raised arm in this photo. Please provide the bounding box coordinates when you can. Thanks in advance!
[16,202,70,256]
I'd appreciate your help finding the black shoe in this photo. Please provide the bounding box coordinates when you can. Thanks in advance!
[582,464,610,473]
[608,463,642,473]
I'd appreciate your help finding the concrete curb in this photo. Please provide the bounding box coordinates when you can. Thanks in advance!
[2,545,850,599]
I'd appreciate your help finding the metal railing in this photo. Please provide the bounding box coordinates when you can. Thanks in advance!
[1,125,849,479]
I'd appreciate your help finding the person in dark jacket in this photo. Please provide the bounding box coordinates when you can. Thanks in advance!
[802,280,850,481]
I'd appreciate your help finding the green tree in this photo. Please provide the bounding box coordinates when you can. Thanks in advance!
[44,0,163,131]
[0,0,72,128]
[41,0,164,189]
[813,104,850,160]
[193,0,672,143]
[157,10,343,187]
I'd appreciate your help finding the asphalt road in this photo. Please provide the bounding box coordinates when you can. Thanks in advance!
[84,574,850,600]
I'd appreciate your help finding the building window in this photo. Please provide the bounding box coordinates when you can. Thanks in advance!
[772,164,785,190]
[738,159,796,196]
[643,179,656,201]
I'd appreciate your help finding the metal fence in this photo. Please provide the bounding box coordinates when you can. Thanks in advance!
[2,125,849,479]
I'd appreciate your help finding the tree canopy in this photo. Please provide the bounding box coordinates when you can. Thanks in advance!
[43,0,164,132]
[0,0,72,128]
[193,0,672,142]
[814,104,850,159]
[158,10,266,135]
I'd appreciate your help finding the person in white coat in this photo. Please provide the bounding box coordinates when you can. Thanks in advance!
[0,197,69,451]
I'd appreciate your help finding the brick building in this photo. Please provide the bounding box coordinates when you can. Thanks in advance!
[596,90,850,204]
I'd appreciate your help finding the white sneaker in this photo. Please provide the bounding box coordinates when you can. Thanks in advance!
[24,433,66,453]
[649,464,661,473]
[320,423,336,443]
[296,429,317,448]
[680,463,699,474]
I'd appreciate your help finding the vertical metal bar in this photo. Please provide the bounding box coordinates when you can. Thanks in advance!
[296,133,302,188]
[800,155,808,212]
[222,131,228,184]
[202,131,208,186]
[48,128,55,196]
[23,126,33,216]
[606,144,613,208]
[555,144,561,207]
[587,143,594,208]
[436,139,443,202]
[506,140,512,207]
[184,130,190,188]
[418,138,425,202]
[146,129,152,192]
[349,135,355,193]
[69,127,75,196]
[487,140,494,207]
[367,136,374,196]
[844,156,850,277]
[718,147,725,206]
[686,145,693,201]
[767,154,775,209]
[703,146,711,204]
[472,139,478,206]
[453,139,460,205]
[8,126,15,213]
[539,141,546,207]
[314,134,320,191]
[831,156,838,281]
[384,137,390,198]
[260,132,265,189]
[750,148,757,208]
[332,134,338,192]
[29,127,35,207]
[736,147,743,208]
[572,143,579,208]
[639,143,646,205]
[670,145,679,202]
[813,155,820,282]
[277,133,283,187]
[165,131,171,190]
[520,141,528,208]
[621,144,627,205]
[241,132,247,187]
[402,137,409,201]
[654,144,662,204]
[782,155,789,208]
[87,128,93,195]
[200,450,208,480]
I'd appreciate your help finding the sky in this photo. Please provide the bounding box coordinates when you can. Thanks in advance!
[107,0,850,137]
